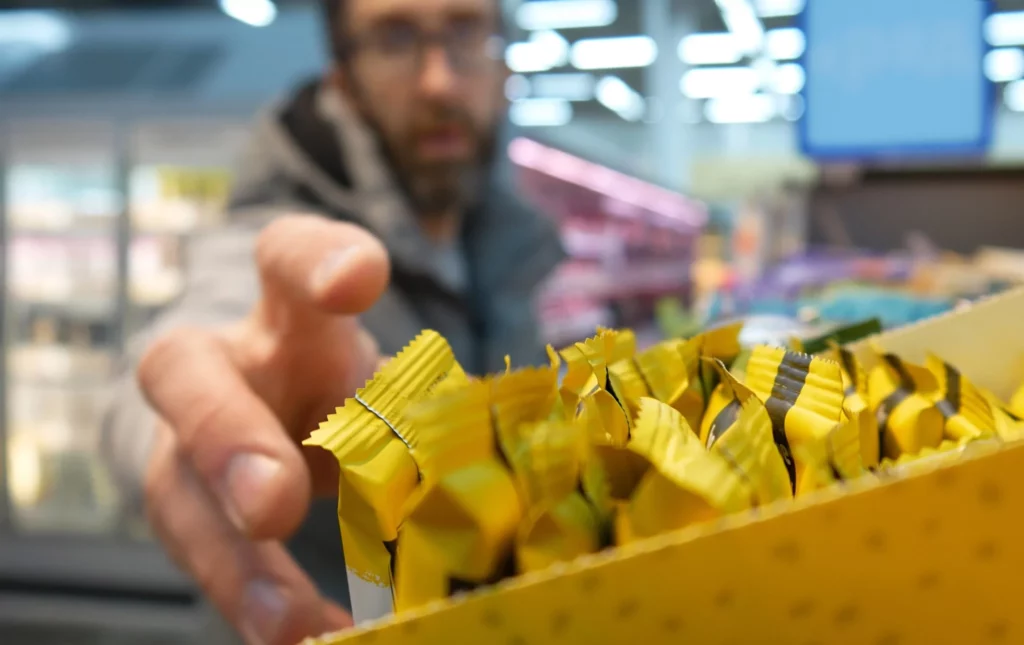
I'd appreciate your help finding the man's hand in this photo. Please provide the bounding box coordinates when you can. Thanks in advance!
[138,216,390,645]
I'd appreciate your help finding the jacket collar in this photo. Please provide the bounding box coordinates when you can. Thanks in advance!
[229,78,564,299]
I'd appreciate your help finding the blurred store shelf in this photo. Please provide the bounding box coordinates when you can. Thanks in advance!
[9,300,116,322]
[8,344,113,385]
[541,260,693,301]
[7,227,113,238]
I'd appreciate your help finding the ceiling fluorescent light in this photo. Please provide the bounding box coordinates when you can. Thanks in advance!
[714,0,765,56]
[678,32,743,65]
[220,0,277,27]
[596,76,646,121]
[985,48,1024,82]
[571,36,658,70]
[532,30,570,65]
[506,31,569,73]
[753,0,806,18]
[770,62,805,94]
[765,28,805,60]
[704,94,777,124]
[681,66,760,98]
[516,0,618,31]
[681,28,801,65]
[1005,80,1024,111]
[0,10,72,51]
[986,12,1024,47]
[506,42,552,72]
[531,73,596,101]
[571,36,657,70]
[510,98,574,127]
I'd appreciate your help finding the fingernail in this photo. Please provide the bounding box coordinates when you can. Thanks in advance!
[310,248,359,296]
[241,580,288,645]
[220,454,282,533]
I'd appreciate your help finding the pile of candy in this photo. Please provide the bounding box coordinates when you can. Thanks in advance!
[306,324,1024,620]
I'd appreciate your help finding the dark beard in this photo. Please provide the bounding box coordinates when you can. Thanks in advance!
[402,156,487,218]
[379,116,497,219]
[348,90,497,218]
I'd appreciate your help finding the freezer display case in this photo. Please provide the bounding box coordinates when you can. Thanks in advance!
[2,121,122,536]
[0,118,247,643]
[508,137,707,348]
[126,121,245,337]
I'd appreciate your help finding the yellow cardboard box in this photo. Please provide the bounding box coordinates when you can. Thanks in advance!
[307,289,1024,645]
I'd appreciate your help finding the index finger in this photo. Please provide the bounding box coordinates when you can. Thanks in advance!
[256,215,390,323]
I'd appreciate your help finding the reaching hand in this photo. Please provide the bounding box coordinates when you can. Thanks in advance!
[139,215,390,645]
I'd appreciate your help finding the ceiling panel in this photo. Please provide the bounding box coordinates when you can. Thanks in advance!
[0,41,223,94]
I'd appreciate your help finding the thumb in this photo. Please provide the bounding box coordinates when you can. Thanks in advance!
[254,215,391,334]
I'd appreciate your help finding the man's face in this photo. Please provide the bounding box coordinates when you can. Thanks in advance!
[338,0,507,216]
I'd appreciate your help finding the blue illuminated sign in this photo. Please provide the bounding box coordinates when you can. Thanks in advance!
[800,0,992,160]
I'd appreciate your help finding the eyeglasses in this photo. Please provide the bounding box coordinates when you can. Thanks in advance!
[346,21,505,78]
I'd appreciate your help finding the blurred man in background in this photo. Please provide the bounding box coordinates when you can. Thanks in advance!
[101,0,563,643]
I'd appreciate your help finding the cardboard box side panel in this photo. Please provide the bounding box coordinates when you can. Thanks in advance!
[316,442,1024,645]
[851,288,1024,400]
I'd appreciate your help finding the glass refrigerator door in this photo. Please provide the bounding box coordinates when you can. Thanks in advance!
[2,121,123,535]
[0,120,201,645]
[127,121,245,337]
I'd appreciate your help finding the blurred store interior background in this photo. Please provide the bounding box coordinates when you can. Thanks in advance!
[3,0,1024,642]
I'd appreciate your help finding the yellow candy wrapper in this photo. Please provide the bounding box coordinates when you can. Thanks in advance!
[745,346,852,491]
[698,321,745,364]
[701,361,793,505]
[983,388,1024,441]
[514,421,603,573]
[698,358,756,446]
[395,382,523,613]
[729,348,753,380]
[692,322,745,414]
[789,440,839,496]
[604,353,651,417]
[670,339,706,429]
[831,344,880,470]
[700,379,739,447]
[616,398,752,544]
[823,410,866,482]
[304,330,463,622]
[867,353,945,458]
[662,340,730,445]
[550,343,593,420]
[608,339,702,428]
[1011,381,1024,420]
[558,329,636,433]
[423,360,471,399]
[561,331,643,490]
[587,427,650,501]
[576,375,642,503]
[925,354,996,442]
[561,329,636,398]
[489,365,562,474]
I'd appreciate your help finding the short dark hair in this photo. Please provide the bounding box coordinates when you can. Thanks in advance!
[321,0,508,63]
